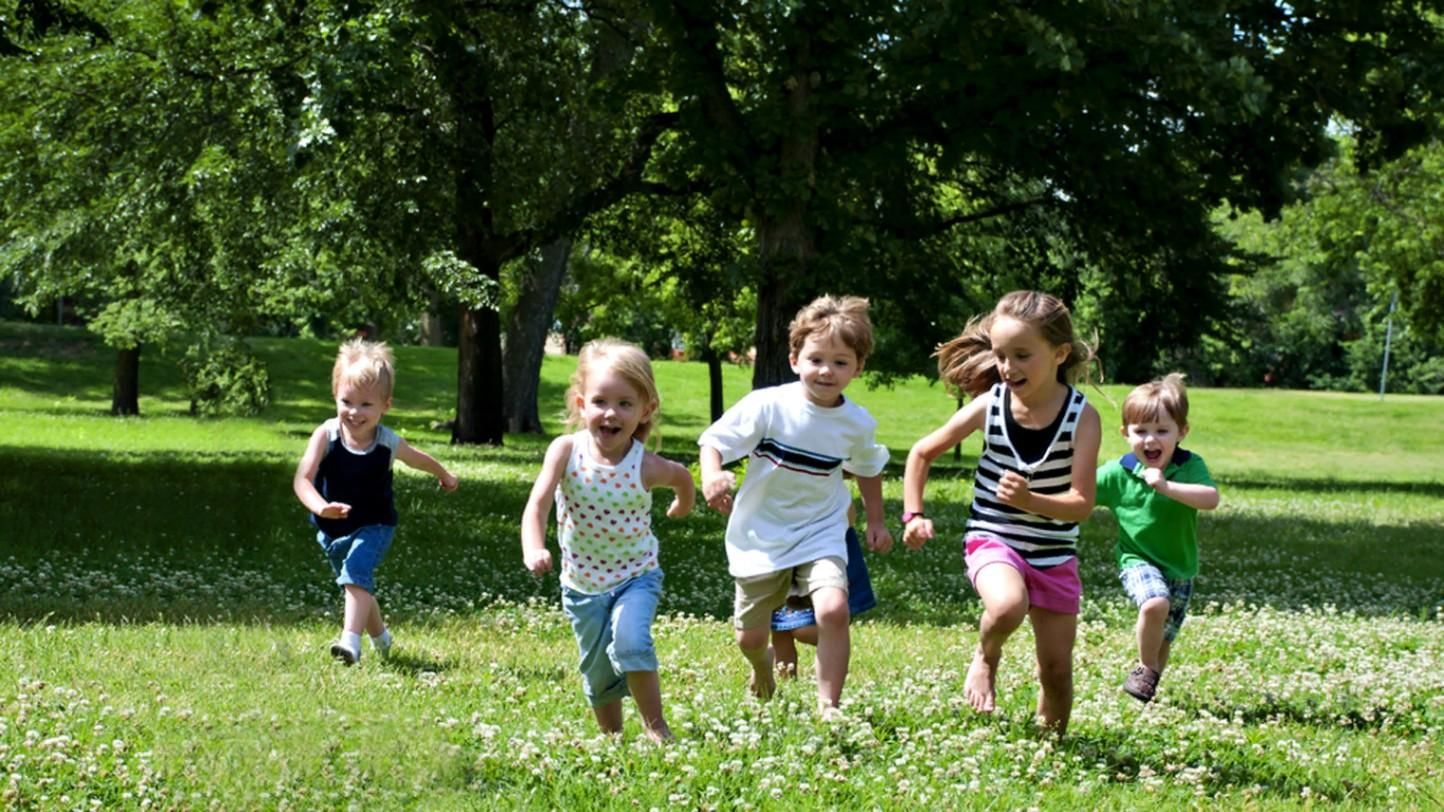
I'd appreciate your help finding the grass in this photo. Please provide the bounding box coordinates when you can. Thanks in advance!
[1,319,1441,809]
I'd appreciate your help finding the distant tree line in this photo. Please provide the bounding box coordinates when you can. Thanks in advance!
[3,0,1443,431]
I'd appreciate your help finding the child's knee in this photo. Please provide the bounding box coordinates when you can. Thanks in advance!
[736,626,769,652]
[811,589,849,628]
[1036,656,1073,690]
[1140,597,1170,621]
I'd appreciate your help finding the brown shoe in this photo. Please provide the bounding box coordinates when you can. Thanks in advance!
[1122,664,1159,703]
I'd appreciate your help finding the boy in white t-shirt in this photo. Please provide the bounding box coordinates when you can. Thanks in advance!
[699,295,893,717]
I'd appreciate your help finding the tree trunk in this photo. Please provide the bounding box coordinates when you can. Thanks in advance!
[453,301,506,445]
[751,210,816,389]
[111,346,140,416]
[706,350,725,422]
[749,34,818,390]
[419,287,446,346]
[503,236,571,433]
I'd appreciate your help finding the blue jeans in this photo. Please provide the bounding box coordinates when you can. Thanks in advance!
[562,567,664,707]
[316,524,395,594]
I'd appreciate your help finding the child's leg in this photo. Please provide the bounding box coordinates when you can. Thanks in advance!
[608,569,671,740]
[966,563,1029,713]
[342,585,376,634]
[811,586,850,709]
[1135,597,1170,672]
[735,626,775,699]
[1029,606,1076,734]
[624,671,671,742]
[789,625,819,647]
[771,629,800,678]
[592,700,624,734]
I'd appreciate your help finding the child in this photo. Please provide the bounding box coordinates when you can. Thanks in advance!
[520,338,695,742]
[293,339,459,665]
[699,295,893,717]
[770,503,877,679]
[1095,373,1220,703]
[901,290,1101,734]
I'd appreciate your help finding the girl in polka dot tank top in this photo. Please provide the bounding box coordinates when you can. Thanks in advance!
[520,339,696,742]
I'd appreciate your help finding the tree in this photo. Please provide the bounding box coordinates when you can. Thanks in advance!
[643,0,1444,388]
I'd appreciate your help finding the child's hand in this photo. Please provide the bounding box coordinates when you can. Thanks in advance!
[318,502,351,519]
[902,517,933,550]
[702,471,737,515]
[866,523,894,554]
[438,471,460,493]
[666,491,693,519]
[995,471,1032,508]
[1142,467,1166,491]
[523,546,553,576]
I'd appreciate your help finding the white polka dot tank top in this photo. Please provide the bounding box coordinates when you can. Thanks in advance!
[555,431,658,593]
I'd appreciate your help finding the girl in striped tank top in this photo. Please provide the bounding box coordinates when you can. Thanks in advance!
[902,291,1101,734]
[521,339,696,742]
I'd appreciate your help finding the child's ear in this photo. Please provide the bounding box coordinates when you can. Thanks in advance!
[1119,424,1129,438]
[1053,342,1072,367]
[1178,423,1190,441]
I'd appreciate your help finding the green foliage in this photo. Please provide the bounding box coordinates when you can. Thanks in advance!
[180,337,272,416]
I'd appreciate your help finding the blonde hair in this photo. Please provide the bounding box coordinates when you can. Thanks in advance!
[1122,372,1190,428]
[935,290,1097,399]
[565,338,661,443]
[332,338,395,398]
[789,295,875,362]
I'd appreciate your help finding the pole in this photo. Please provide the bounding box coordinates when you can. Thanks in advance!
[1379,291,1398,399]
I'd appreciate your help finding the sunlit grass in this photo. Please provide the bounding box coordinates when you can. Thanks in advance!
[1,319,1441,808]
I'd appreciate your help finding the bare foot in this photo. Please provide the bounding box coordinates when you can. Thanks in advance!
[749,647,776,700]
[818,703,846,723]
[775,659,798,681]
[643,723,675,743]
[964,648,999,714]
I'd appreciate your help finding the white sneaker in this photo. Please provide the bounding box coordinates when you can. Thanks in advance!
[330,642,360,665]
[372,633,392,658]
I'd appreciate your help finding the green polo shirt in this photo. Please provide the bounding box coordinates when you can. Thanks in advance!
[1095,449,1215,580]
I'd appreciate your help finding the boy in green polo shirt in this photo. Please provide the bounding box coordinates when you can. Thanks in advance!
[1096,374,1220,703]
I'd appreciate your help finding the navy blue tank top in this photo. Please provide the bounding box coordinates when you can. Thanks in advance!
[311,418,400,536]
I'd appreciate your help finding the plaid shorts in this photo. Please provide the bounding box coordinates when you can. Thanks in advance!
[1119,563,1193,643]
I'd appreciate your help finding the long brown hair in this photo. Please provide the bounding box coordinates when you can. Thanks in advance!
[935,290,1098,398]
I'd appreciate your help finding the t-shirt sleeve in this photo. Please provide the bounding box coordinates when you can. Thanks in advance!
[1095,460,1123,508]
[1174,454,1216,487]
[698,389,767,465]
[376,425,402,455]
[842,414,889,478]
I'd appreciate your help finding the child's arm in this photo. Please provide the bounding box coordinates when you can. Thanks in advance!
[293,425,350,519]
[902,395,990,550]
[995,403,1101,522]
[699,445,736,515]
[1141,468,1220,510]
[642,452,696,519]
[855,474,893,553]
[395,439,460,492]
[520,435,572,576]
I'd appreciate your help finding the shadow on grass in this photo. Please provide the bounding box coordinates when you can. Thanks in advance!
[379,649,454,676]
[1224,476,1444,498]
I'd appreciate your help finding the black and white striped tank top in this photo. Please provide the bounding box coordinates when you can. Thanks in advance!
[965,382,1087,568]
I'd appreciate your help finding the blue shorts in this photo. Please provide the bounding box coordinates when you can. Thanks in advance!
[562,567,664,707]
[770,527,876,632]
[1120,562,1193,643]
[316,524,395,594]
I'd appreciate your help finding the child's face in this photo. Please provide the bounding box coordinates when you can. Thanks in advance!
[790,331,863,407]
[577,366,655,459]
[1123,415,1188,469]
[989,315,1070,402]
[334,380,391,440]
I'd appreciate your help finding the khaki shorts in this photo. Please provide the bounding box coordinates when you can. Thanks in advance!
[733,556,848,629]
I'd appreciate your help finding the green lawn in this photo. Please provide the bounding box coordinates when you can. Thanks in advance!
[1,320,1441,809]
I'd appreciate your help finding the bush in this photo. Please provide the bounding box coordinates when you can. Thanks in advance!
[181,339,271,416]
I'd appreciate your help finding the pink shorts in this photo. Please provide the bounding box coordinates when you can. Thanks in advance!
[964,534,1081,615]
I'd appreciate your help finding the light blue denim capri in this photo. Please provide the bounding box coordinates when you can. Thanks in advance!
[561,567,664,707]
[316,524,395,594]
